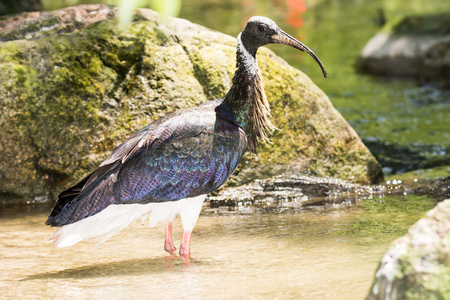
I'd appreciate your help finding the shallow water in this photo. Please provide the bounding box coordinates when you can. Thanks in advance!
[2,1,448,298]
[0,195,438,299]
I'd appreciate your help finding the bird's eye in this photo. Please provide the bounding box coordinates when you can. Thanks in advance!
[258,26,265,32]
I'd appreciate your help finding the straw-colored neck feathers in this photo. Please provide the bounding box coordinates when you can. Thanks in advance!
[222,33,276,152]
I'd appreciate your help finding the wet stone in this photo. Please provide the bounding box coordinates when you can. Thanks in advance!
[366,199,450,300]
[208,174,384,211]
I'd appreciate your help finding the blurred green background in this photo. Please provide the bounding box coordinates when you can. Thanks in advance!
[2,0,450,176]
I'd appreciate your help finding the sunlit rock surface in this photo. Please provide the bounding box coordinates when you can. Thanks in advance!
[356,12,450,83]
[0,5,382,201]
[366,199,450,300]
[208,173,382,210]
[209,173,450,211]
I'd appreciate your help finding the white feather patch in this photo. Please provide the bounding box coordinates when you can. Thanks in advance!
[47,195,206,248]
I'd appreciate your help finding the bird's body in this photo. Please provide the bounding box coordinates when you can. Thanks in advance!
[46,99,247,249]
[46,16,326,256]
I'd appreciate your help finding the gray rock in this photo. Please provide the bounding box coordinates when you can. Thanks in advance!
[356,13,450,83]
[207,173,386,213]
[366,199,450,300]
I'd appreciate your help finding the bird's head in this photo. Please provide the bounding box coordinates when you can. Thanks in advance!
[240,16,327,78]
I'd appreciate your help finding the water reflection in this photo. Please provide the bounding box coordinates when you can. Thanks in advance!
[22,256,196,281]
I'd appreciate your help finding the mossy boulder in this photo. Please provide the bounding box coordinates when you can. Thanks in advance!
[0,5,382,202]
[356,12,450,83]
[366,199,450,300]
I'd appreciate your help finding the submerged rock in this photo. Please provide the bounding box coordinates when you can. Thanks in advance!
[207,173,383,211]
[356,12,450,83]
[366,199,450,300]
[414,176,450,198]
[0,5,382,201]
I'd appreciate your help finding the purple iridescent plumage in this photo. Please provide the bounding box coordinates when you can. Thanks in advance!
[46,100,247,227]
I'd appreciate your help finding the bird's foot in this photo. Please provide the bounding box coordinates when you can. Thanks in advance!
[179,245,191,258]
[179,230,192,258]
[164,222,176,254]
[164,240,177,254]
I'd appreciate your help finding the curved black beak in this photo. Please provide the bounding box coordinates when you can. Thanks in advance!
[271,30,327,78]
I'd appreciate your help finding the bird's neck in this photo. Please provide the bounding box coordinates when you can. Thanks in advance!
[220,33,275,152]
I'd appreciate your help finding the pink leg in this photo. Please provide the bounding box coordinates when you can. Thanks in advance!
[164,222,176,254]
[179,230,192,257]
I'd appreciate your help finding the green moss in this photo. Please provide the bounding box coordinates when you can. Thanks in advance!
[189,45,235,99]
[0,9,382,199]
[0,21,140,196]
[386,220,450,299]
[250,50,383,184]
[1,15,63,41]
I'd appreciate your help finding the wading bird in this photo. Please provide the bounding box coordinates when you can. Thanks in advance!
[46,16,327,257]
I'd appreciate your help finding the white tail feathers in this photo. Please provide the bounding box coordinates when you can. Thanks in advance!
[47,195,206,248]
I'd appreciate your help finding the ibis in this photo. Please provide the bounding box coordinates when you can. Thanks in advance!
[46,16,327,257]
